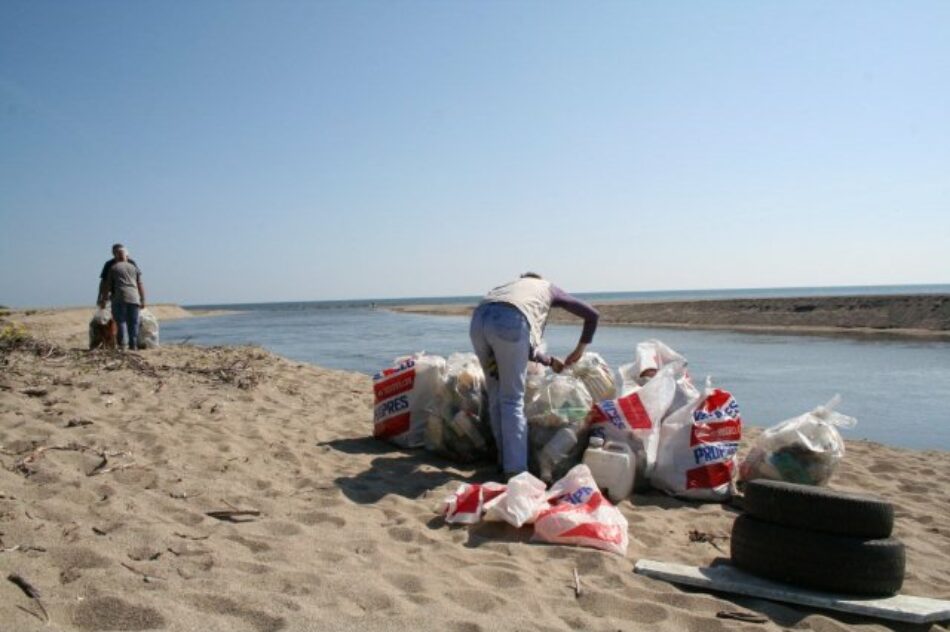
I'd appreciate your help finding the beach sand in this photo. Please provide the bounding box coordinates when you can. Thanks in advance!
[0,308,948,631]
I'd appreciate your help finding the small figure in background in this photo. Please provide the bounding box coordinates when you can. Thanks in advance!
[99,246,146,350]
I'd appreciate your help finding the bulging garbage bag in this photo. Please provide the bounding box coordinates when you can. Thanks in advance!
[525,373,593,482]
[373,353,445,448]
[138,308,160,349]
[424,353,495,463]
[739,395,855,486]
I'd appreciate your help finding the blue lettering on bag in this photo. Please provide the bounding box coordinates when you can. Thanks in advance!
[692,442,739,466]
[374,394,410,421]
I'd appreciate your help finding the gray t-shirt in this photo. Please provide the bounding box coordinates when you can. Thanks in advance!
[106,261,141,305]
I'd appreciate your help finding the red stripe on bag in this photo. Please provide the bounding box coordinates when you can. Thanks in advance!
[690,419,741,446]
[373,370,416,401]
[618,393,652,430]
[373,412,411,439]
[685,461,734,490]
[455,486,482,515]
[559,522,624,545]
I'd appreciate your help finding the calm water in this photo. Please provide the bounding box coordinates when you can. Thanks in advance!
[164,286,950,451]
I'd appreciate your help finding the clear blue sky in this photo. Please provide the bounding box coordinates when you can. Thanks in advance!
[1,1,947,307]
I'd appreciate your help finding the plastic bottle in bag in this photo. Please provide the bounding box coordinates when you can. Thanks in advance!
[538,427,578,482]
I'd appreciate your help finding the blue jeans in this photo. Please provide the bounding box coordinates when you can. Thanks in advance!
[112,301,141,350]
[469,302,531,475]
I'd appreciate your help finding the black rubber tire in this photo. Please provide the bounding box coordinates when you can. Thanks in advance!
[731,514,905,596]
[743,479,894,539]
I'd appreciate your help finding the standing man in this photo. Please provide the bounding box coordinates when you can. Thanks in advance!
[469,273,599,477]
[97,243,139,308]
[99,247,146,350]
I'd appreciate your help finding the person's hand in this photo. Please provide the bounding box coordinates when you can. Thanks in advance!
[564,344,587,367]
[97,300,106,309]
[550,358,565,374]
[140,301,146,309]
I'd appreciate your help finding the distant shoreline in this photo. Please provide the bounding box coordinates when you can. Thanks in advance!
[389,294,950,340]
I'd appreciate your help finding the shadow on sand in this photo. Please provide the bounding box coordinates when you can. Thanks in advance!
[319,435,498,505]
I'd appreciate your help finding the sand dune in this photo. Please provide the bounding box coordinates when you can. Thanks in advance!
[0,309,947,631]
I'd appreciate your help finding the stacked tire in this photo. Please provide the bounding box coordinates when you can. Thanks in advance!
[731,480,905,596]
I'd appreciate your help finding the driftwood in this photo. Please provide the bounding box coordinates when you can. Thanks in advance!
[120,562,164,583]
[205,509,261,523]
[7,573,49,623]
[717,610,768,623]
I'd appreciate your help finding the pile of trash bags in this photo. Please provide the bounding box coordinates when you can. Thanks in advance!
[373,340,857,503]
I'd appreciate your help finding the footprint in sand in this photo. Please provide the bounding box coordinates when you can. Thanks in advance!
[444,589,507,613]
[52,546,110,570]
[71,596,166,631]
[295,510,345,528]
[226,534,272,553]
[578,594,669,624]
[383,572,426,593]
[468,567,525,589]
[189,594,286,632]
[264,520,302,536]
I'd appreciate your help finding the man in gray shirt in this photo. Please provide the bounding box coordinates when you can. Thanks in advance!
[99,247,147,350]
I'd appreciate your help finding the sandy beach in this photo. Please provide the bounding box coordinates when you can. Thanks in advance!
[390,294,950,339]
[0,307,947,632]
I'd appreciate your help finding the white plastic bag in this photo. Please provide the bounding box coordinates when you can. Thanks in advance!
[88,308,113,348]
[739,395,856,486]
[372,353,445,448]
[567,352,617,402]
[138,308,160,349]
[532,464,629,556]
[442,482,507,525]
[424,353,494,462]
[619,339,687,395]
[588,362,679,483]
[526,373,593,482]
[651,378,741,501]
[483,472,548,527]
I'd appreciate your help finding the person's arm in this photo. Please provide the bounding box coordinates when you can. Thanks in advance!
[99,268,113,307]
[550,286,599,366]
[98,261,111,307]
[529,347,565,373]
[136,272,146,308]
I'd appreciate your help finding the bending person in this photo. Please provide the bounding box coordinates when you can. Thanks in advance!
[469,273,598,477]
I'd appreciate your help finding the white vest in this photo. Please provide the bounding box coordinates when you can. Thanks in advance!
[481,278,554,349]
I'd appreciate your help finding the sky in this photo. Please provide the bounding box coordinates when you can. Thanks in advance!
[1,0,948,307]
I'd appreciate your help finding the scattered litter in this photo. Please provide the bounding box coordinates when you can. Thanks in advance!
[442,482,506,525]
[483,473,548,527]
